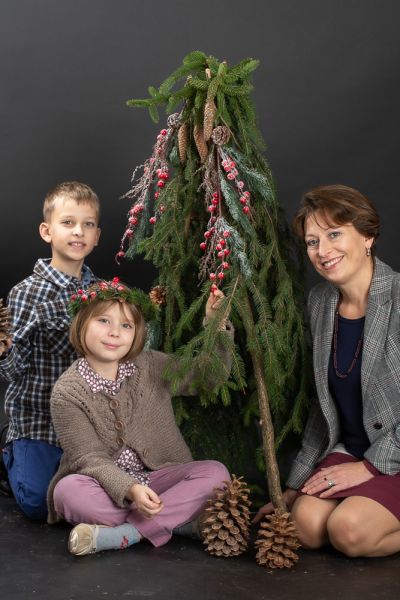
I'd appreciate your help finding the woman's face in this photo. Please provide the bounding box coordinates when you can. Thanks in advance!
[304,212,373,287]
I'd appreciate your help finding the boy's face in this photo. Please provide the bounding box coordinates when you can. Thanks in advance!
[39,197,101,271]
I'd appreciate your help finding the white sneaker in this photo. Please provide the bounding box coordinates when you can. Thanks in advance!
[68,523,99,556]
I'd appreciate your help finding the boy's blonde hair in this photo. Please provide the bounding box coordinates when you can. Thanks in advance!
[43,181,101,222]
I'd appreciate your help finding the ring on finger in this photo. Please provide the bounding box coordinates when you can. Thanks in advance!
[327,479,335,489]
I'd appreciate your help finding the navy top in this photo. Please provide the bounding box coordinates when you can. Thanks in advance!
[328,313,369,458]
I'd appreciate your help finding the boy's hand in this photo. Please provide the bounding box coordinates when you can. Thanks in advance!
[0,299,11,356]
[129,483,164,518]
[0,336,12,357]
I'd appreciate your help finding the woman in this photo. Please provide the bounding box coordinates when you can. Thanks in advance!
[254,184,400,557]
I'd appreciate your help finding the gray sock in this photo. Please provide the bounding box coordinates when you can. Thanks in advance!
[173,519,201,540]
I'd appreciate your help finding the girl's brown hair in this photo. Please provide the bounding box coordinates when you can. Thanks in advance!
[69,299,146,361]
[293,185,380,252]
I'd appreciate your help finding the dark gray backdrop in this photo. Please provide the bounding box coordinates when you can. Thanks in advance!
[1,0,399,299]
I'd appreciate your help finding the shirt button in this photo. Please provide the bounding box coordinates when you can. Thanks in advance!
[373,423,383,430]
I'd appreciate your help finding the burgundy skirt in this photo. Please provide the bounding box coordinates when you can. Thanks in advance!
[298,452,400,520]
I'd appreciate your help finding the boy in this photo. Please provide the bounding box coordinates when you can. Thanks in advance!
[0,182,101,519]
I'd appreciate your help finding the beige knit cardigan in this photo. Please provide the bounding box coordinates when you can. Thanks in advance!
[47,332,233,524]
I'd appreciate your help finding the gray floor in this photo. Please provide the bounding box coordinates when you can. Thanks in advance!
[1,494,400,600]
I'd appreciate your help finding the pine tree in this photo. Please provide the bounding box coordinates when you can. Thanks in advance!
[116,52,312,565]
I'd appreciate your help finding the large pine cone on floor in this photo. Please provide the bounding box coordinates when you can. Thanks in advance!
[202,475,251,557]
[255,510,300,569]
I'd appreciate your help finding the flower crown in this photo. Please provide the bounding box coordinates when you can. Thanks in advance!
[68,277,144,319]
[68,277,133,317]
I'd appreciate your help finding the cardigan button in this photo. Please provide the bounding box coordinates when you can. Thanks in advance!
[109,399,119,410]
[115,420,123,431]
[373,422,383,430]
[142,448,148,458]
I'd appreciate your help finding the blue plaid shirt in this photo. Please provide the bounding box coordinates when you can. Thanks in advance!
[0,259,97,445]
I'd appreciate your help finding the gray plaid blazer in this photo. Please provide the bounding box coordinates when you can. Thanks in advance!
[287,258,400,489]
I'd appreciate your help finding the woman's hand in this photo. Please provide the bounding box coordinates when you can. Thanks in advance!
[205,289,227,323]
[301,461,374,498]
[128,484,164,518]
[252,488,298,524]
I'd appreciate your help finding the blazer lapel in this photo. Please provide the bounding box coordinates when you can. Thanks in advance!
[313,285,338,416]
[362,259,393,393]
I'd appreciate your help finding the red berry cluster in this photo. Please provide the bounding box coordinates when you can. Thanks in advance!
[150,161,169,224]
[116,128,171,263]
[116,202,145,262]
[207,191,220,215]
[221,156,252,216]
[200,218,231,288]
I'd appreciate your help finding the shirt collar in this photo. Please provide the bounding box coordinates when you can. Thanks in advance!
[77,358,136,395]
[33,258,96,288]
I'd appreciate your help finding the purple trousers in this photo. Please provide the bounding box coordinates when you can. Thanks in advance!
[53,460,229,547]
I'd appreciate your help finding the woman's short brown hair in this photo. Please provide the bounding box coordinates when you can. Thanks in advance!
[293,184,380,251]
[69,299,146,362]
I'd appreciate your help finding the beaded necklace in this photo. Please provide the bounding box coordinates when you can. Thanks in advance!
[332,307,364,379]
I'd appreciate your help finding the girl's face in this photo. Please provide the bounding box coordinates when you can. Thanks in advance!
[304,212,373,287]
[84,302,136,374]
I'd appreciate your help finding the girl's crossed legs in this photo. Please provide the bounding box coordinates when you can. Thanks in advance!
[54,459,229,548]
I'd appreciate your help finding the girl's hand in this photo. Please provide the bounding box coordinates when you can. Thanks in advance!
[205,289,226,321]
[301,461,374,498]
[252,488,298,524]
[129,484,164,518]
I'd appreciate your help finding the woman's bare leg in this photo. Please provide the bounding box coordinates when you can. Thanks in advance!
[327,496,400,557]
[291,495,339,549]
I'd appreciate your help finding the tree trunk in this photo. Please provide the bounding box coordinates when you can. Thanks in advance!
[239,288,286,512]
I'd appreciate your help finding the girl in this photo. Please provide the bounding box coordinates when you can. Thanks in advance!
[47,278,232,556]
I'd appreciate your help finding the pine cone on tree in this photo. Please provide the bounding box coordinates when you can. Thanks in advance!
[167,112,182,130]
[0,298,11,356]
[193,123,209,163]
[202,475,251,557]
[149,285,167,306]
[203,99,217,141]
[177,123,188,163]
[255,510,301,569]
[211,125,231,146]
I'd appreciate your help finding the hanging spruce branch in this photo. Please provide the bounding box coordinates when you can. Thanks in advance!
[116,51,312,568]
